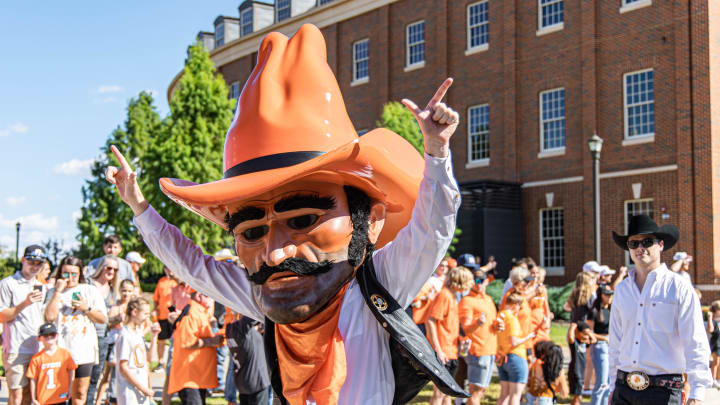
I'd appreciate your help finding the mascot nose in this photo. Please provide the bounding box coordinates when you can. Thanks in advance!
[264,227,298,266]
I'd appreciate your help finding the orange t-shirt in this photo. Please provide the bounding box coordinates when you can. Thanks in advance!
[496,309,526,359]
[412,282,435,325]
[26,347,77,405]
[458,290,498,357]
[153,276,178,321]
[529,292,551,343]
[426,287,459,360]
[500,287,532,336]
[168,300,218,394]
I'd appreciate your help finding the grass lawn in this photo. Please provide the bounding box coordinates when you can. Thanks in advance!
[550,322,569,347]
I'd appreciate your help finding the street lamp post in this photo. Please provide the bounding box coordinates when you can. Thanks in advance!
[15,222,21,270]
[588,134,604,262]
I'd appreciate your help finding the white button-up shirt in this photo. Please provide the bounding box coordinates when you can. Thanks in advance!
[0,272,45,355]
[608,263,712,400]
[134,154,460,404]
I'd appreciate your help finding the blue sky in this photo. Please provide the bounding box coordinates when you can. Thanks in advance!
[0,1,241,255]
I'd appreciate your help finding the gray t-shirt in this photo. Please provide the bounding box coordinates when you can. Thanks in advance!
[0,272,45,355]
[226,318,270,395]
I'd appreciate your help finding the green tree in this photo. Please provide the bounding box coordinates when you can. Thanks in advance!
[140,43,236,260]
[76,92,162,276]
[377,101,424,155]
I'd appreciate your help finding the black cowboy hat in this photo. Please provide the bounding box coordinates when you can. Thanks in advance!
[612,215,679,251]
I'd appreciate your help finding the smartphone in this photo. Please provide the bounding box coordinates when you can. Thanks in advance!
[33,285,42,293]
[168,305,176,313]
[72,291,81,301]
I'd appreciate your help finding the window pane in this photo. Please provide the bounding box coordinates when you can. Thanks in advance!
[540,208,564,268]
[625,70,655,138]
[468,1,489,48]
[407,21,425,66]
[468,104,490,161]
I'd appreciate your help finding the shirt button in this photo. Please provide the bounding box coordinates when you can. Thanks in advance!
[640,304,643,307]
[635,342,639,344]
[633,361,636,364]
[638,322,641,326]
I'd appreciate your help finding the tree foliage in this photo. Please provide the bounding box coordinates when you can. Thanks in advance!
[377,101,424,155]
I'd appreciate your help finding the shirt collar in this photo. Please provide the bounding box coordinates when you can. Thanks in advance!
[13,271,34,284]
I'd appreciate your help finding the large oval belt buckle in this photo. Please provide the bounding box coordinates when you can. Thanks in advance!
[626,371,650,391]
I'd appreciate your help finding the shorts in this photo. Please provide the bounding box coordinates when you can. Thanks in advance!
[158,319,173,340]
[464,354,494,388]
[3,352,33,389]
[525,392,553,405]
[497,354,528,384]
[568,341,587,395]
[76,362,94,378]
[443,358,459,378]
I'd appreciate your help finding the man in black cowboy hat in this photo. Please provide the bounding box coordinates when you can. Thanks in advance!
[608,215,711,405]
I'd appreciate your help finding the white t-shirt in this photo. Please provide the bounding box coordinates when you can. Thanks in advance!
[115,325,151,405]
[46,283,107,365]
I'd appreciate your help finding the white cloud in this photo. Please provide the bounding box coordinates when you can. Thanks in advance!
[97,85,123,94]
[147,89,160,98]
[53,158,94,177]
[0,122,30,137]
[72,210,82,223]
[0,213,59,233]
[5,196,27,207]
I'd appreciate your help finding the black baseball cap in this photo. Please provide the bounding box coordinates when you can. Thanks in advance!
[38,322,57,336]
[457,253,480,270]
[23,245,47,261]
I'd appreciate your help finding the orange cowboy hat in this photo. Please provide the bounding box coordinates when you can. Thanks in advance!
[159,24,424,248]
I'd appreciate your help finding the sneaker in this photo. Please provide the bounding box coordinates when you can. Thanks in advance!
[151,364,165,373]
[712,379,720,389]
[581,389,593,396]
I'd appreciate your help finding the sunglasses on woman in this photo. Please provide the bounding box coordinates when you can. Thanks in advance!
[626,238,660,249]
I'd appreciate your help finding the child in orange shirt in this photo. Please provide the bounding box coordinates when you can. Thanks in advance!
[27,323,77,405]
[526,341,568,404]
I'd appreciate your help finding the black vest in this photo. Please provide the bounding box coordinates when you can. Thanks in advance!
[263,257,470,404]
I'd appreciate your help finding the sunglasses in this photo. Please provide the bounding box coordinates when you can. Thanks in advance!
[61,272,80,279]
[103,266,118,271]
[627,238,660,249]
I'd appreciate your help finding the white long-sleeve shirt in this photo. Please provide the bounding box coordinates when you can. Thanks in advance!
[134,153,460,404]
[608,263,712,400]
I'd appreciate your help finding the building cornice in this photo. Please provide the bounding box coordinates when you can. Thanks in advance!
[168,0,400,101]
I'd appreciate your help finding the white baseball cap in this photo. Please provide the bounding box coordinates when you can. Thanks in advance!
[125,251,146,264]
[213,248,237,262]
[673,251,688,261]
[598,265,616,277]
[583,260,601,273]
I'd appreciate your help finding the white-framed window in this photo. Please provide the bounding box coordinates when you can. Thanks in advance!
[276,0,291,22]
[624,69,654,141]
[539,87,565,153]
[468,104,490,163]
[229,81,240,100]
[405,20,426,69]
[352,39,369,83]
[620,0,652,13]
[467,1,489,51]
[240,8,253,36]
[540,208,564,271]
[624,198,654,265]
[215,23,225,47]
[538,0,564,29]
[318,0,334,5]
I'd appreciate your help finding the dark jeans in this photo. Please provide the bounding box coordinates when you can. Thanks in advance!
[239,387,269,405]
[612,382,683,405]
[87,335,109,405]
[179,388,208,405]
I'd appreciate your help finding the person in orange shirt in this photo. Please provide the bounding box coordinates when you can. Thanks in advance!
[411,280,437,335]
[526,341,568,405]
[27,323,77,405]
[528,267,552,346]
[152,266,178,370]
[169,290,224,405]
[500,267,534,344]
[426,266,474,405]
[459,271,502,405]
[496,292,536,405]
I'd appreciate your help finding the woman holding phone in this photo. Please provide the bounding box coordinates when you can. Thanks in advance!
[45,255,108,405]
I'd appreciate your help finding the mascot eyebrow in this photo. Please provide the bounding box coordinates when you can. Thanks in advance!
[225,194,337,232]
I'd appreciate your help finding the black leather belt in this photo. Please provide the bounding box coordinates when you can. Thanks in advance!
[617,370,683,391]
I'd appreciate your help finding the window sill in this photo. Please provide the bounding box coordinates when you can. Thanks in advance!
[545,267,565,277]
[622,134,655,146]
[404,61,425,73]
[350,78,369,87]
[466,159,490,169]
[536,23,564,37]
[620,0,652,14]
[465,44,489,56]
[537,148,566,159]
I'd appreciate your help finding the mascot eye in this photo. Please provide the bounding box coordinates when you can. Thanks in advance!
[287,214,319,230]
[242,226,269,241]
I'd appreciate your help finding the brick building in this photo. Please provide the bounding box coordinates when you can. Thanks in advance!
[167,0,720,297]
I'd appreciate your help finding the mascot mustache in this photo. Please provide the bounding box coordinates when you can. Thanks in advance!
[248,257,334,285]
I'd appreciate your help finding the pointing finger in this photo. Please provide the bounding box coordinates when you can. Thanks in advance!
[426,78,454,110]
[110,145,132,173]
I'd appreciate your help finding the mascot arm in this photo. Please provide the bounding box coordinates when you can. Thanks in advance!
[134,205,264,321]
[373,153,460,308]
